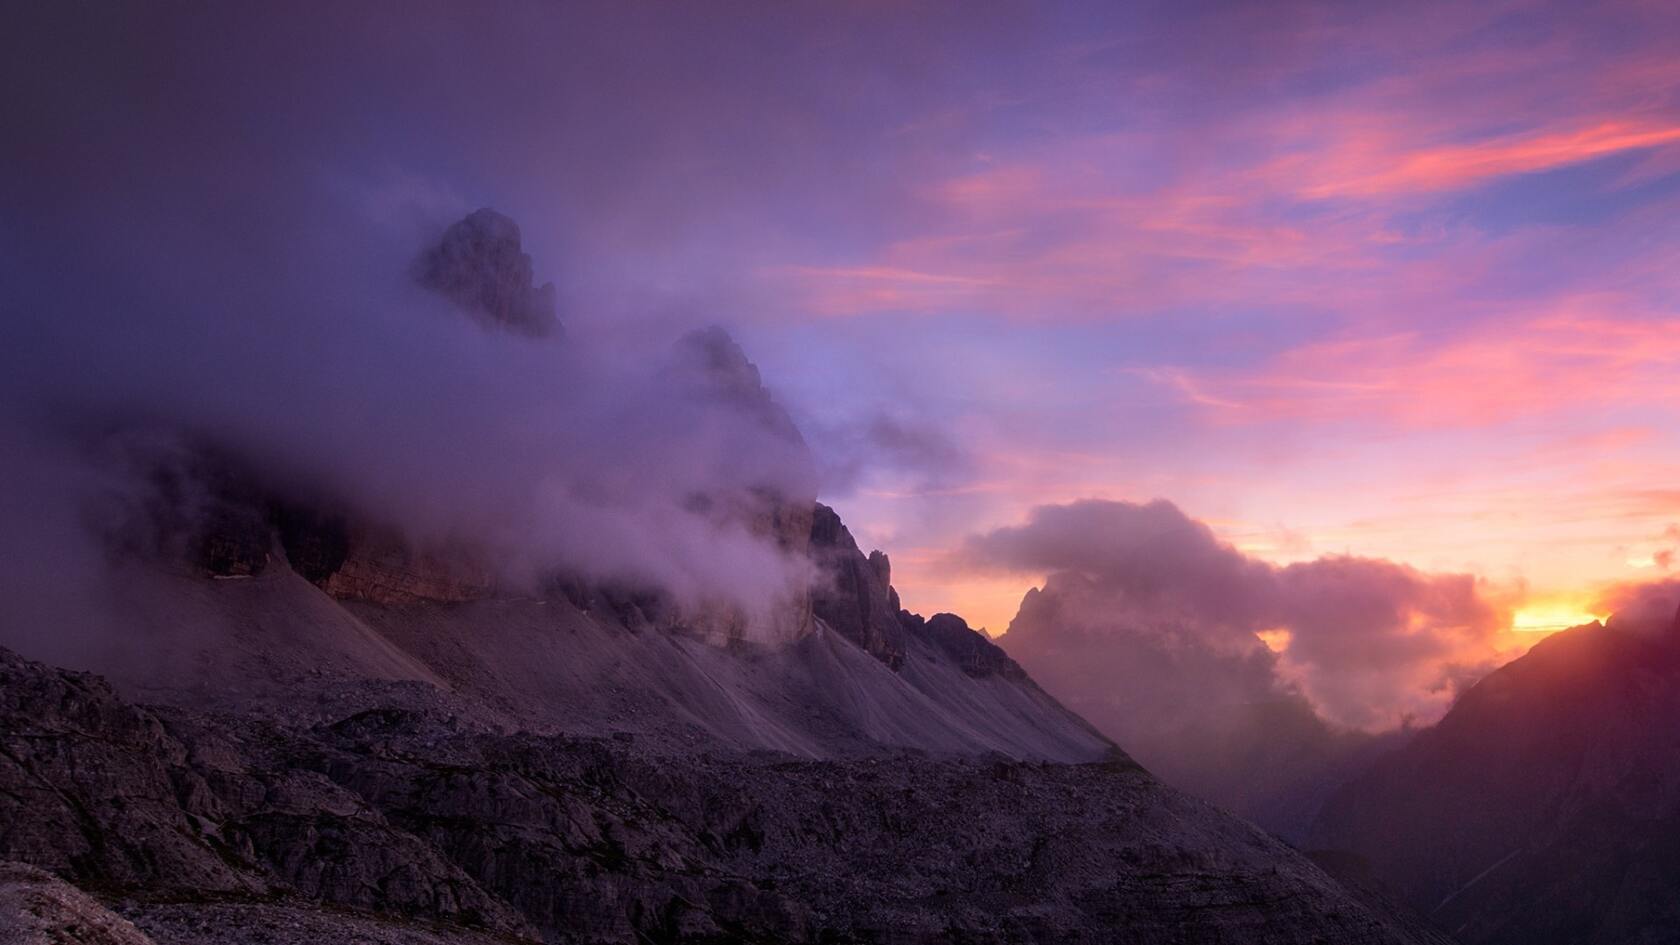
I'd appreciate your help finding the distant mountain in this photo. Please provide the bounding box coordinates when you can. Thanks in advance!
[1310,612,1680,945]
[998,571,1401,838]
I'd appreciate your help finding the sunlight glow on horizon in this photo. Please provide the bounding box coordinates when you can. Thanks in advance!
[1511,603,1606,633]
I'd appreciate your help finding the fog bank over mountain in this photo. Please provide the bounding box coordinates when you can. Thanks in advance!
[0,132,842,647]
[973,498,1513,730]
[961,498,1524,834]
[0,215,819,648]
[1,3,950,654]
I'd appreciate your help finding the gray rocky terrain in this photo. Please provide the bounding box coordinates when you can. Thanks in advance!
[0,395,1462,945]
[0,640,1455,945]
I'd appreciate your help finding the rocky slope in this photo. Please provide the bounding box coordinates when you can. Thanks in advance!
[0,645,1456,944]
[37,490,1114,763]
[0,418,1460,943]
[1310,611,1680,945]
[0,446,1464,942]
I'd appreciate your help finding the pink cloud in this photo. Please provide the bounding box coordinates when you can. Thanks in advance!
[961,498,1521,730]
[765,11,1680,323]
[1294,120,1680,198]
[1154,302,1680,427]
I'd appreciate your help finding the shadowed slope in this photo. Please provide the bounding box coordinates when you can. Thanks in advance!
[1311,613,1680,945]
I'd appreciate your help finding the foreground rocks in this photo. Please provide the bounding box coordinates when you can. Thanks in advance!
[0,863,152,945]
[0,646,1451,944]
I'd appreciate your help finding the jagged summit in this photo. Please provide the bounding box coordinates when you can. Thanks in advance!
[673,326,808,447]
[416,208,560,337]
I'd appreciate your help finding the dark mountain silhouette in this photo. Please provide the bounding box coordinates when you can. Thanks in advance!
[1310,609,1680,945]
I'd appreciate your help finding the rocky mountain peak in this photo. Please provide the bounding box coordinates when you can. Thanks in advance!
[809,502,908,668]
[672,326,808,448]
[867,549,891,587]
[415,208,559,337]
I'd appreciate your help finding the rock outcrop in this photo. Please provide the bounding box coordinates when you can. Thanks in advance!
[809,502,908,668]
[316,525,497,605]
[0,862,154,945]
[666,327,820,642]
[807,502,1029,682]
[900,610,1028,680]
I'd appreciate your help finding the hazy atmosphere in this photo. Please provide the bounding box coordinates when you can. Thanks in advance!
[3,4,1680,943]
[12,0,1680,729]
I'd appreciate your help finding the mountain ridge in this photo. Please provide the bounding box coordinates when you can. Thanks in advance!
[1309,610,1680,945]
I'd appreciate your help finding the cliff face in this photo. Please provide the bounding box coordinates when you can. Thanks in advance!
[1310,614,1680,945]
[123,455,499,606]
[809,502,907,668]
[667,327,819,643]
[317,527,496,604]
[807,501,1043,686]
[0,645,1454,945]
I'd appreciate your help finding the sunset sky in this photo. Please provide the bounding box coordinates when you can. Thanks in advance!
[709,0,1680,637]
[8,1,1680,727]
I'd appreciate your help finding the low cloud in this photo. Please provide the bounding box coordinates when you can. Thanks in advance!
[0,80,827,650]
[1592,579,1680,634]
[803,412,976,497]
[964,498,1513,730]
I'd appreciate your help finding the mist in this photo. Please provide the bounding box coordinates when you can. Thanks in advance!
[0,5,905,653]
[957,498,1520,832]
[969,499,1513,730]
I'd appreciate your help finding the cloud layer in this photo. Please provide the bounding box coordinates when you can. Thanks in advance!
[0,3,845,640]
[968,499,1513,729]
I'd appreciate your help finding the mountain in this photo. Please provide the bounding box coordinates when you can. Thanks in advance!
[29,433,1111,763]
[0,424,1456,945]
[1309,611,1680,945]
[0,209,1453,943]
[998,571,1400,838]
